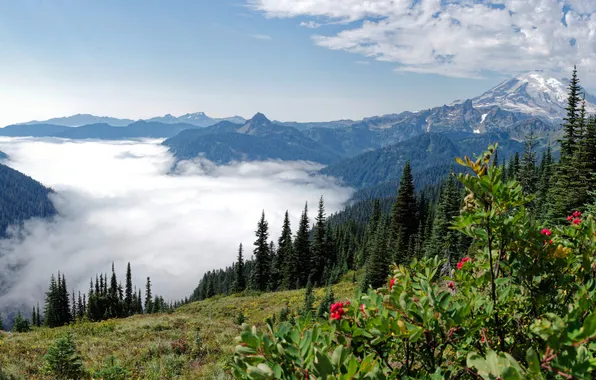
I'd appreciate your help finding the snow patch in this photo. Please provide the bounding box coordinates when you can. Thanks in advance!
[473,129,480,134]
[480,113,488,123]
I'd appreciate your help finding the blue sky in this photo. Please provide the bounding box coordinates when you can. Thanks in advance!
[0,0,594,126]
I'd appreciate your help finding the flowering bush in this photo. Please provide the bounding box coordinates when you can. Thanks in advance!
[231,144,596,379]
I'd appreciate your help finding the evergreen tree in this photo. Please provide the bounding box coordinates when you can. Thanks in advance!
[44,333,85,379]
[32,306,37,328]
[519,133,538,196]
[390,161,418,265]
[362,218,389,290]
[309,196,327,286]
[585,116,596,190]
[232,243,246,293]
[294,203,311,287]
[0,312,3,331]
[77,292,84,320]
[125,262,133,316]
[300,280,315,317]
[317,285,335,319]
[137,289,143,314]
[537,144,554,220]
[144,277,152,314]
[36,302,42,327]
[44,274,60,328]
[13,311,30,333]
[278,211,296,290]
[426,175,461,263]
[71,290,76,322]
[561,65,581,159]
[250,211,271,292]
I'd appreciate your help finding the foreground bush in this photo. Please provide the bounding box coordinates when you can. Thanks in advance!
[232,145,596,379]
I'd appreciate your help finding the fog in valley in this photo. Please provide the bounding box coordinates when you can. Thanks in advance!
[0,137,352,310]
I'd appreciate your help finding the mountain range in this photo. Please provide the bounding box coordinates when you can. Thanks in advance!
[0,70,590,200]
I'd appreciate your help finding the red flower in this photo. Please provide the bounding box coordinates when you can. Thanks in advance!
[389,278,396,290]
[549,240,554,245]
[567,215,574,221]
[448,281,455,291]
[541,228,552,236]
[573,211,582,218]
[413,297,419,303]
[573,218,582,225]
[457,257,471,270]
[330,302,347,320]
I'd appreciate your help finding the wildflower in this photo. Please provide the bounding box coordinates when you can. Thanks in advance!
[389,278,396,290]
[567,215,574,221]
[573,218,582,225]
[330,302,347,320]
[573,211,582,218]
[448,281,455,291]
[541,228,552,236]
[413,297,419,303]
[457,257,471,270]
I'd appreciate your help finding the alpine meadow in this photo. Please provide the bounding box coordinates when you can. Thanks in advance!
[1,1,596,379]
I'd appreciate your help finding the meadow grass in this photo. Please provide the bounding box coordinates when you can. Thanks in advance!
[0,278,357,379]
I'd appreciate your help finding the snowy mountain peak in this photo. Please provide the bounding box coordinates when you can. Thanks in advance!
[471,70,596,120]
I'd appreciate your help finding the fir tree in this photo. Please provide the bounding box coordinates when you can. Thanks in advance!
[44,274,60,328]
[300,280,315,317]
[144,277,152,314]
[125,262,133,316]
[362,218,389,290]
[390,161,417,265]
[316,284,335,319]
[294,203,311,287]
[13,311,30,333]
[36,302,42,326]
[232,243,246,293]
[519,133,538,196]
[309,196,327,286]
[278,211,296,290]
[250,211,271,292]
[0,312,3,331]
[44,333,85,379]
[71,290,76,322]
[561,65,582,159]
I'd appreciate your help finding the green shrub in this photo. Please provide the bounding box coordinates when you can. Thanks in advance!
[92,356,130,380]
[234,311,245,325]
[12,312,30,333]
[43,332,85,379]
[232,145,596,379]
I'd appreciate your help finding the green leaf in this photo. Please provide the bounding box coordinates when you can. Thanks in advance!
[313,349,335,377]
[236,345,258,355]
[526,348,540,374]
[331,345,344,366]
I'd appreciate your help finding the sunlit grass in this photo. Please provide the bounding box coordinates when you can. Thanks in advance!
[0,276,357,379]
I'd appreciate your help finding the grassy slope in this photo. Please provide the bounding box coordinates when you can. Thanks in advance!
[0,280,357,379]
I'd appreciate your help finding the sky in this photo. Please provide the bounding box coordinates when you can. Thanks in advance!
[0,0,595,126]
[0,137,352,309]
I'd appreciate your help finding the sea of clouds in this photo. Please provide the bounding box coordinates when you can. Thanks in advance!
[0,137,352,311]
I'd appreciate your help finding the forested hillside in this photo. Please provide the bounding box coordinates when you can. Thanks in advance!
[0,162,56,236]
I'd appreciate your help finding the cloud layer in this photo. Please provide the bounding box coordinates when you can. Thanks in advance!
[249,0,596,82]
[0,138,352,310]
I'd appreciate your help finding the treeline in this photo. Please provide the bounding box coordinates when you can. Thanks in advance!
[1,263,186,332]
[190,67,596,302]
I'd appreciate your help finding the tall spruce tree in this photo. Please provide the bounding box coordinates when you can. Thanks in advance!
[294,203,311,288]
[44,274,60,327]
[125,262,133,316]
[537,144,554,220]
[426,175,461,265]
[519,133,538,197]
[309,197,327,286]
[362,218,389,290]
[390,161,417,265]
[232,243,246,293]
[561,66,581,159]
[144,277,152,314]
[250,211,271,291]
[278,211,296,290]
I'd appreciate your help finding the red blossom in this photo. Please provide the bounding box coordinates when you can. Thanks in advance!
[550,240,554,245]
[573,211,582,218]
[541,228,552,236]
[413,297,419,303]
[567,215,574,221]
[457,257,471,270]
[573,218,582,225]
[360,304,367,316]
[389,278,396,290]
[448,281,455,291]
[330,302,347,320]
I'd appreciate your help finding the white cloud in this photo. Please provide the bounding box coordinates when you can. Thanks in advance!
[300,21,321,29]
[248,0,596,84]
[250,33,273,40]
[0,138,352,310]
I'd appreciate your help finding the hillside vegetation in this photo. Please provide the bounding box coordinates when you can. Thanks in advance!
[0,280,356,379]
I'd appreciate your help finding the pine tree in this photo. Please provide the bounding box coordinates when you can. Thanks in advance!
[250,211,271,292]
[125,262,133,316]
[278,211,296,290]
[309,196,327,286]
[390,161,417,265]
[426,175,461,262]
[44,333,85,379]
[32,306,37,328]
[44,274,60,328]
[144,277,152,314]
[519,133,538,196]
[137,289,143,314]
[232,243,246,293]
[0,312,3,330]
[36,302,42,326]
[13,311,30,333]
[294,203,311,287]
[537,144,554,220]
[316,285,335,319]
[561,65,581,159]
[362,218,389,290]
[585,116,596,191]
[77,292,84,320]
[71,291,77,322]
[60,274,71,325]
[300,280,315,317]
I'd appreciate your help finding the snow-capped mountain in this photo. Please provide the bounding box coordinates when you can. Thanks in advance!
[145,113,245,127]
[17,114,134,127]
[470,71,596,120]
